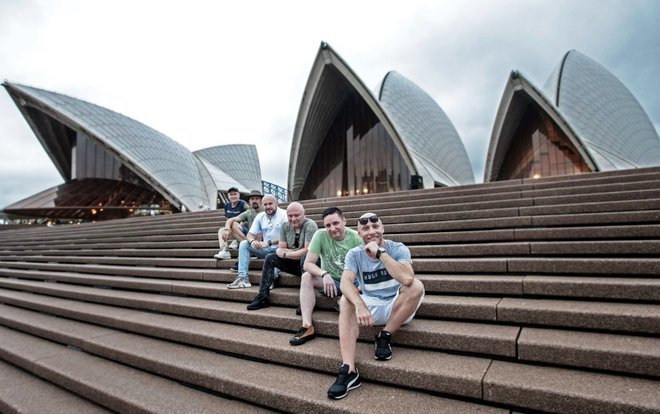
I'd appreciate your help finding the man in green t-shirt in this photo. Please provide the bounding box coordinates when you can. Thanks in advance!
[289,207,363,346]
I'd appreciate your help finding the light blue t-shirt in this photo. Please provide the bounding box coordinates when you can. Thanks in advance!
[345,239,412,301]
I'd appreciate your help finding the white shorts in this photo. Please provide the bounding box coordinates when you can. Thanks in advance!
[360,286,425,326]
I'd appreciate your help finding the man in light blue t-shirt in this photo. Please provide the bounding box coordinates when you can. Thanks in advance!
[327,212,425,400]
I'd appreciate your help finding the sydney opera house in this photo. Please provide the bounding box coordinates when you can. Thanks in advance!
[2,82,263,220]
[2,43,659,221]
[484,50,660,182]
[288,42,475,200]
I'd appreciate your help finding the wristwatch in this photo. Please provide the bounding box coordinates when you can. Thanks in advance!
[376,247,386,259]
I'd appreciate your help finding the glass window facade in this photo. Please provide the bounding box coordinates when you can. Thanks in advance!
[497,103,592,180]
[3,178,174,221]
[299,94,410,199]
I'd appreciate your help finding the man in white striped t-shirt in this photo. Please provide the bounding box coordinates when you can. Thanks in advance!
[327,212,425,400]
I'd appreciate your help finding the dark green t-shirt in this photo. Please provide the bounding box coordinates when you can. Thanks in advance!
[280,218,318,250]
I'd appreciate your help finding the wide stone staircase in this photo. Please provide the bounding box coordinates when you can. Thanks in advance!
[0,167,659,413]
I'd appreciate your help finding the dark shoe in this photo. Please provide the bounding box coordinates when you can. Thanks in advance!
[289,324,316,345]
[229,262,239,272]
[269,276,280,290]
[246,293,270,310]
[333,300,340,312]
[295,304,301,315]
[374,330,392,360]
[327,364,360,399]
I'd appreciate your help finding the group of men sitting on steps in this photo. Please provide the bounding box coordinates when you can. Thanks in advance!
[214,188,425,399]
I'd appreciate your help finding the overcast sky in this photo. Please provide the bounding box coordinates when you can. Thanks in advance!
[1,0,658,208]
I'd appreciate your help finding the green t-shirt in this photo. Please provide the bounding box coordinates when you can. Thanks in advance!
[308,228,363,280]
[236,208,260,228]
[280,218,318,250]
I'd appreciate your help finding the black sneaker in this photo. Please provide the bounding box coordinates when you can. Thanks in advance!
[229,262,239,272]
[246,293,270,310]
[295,304,301,315]
[327,364,361,399]
[289,324,316,346]
[374,330,392,360]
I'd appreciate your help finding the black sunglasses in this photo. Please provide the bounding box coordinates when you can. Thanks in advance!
[293,233,300,248]
[358,215,379,225]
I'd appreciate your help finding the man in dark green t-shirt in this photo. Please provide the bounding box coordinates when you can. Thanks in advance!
[289,207,363,346]
[246,202,318,310]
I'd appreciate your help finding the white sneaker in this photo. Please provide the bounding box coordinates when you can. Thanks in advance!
[227,275,251,289]
[214,250,231,260]
[229,240,239,249]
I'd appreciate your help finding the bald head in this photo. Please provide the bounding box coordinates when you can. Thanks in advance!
[287,202,304,213]
[262,195,278,216]
[287,202,306,229]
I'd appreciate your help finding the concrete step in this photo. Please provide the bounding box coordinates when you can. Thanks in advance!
[531,209,660,227]
[4,254,658,277]
[410,240,660,257]
[527,170,660,189]
[420,274,660,300]
[4,272,659,338]
[530,188,660,207]
[522,165,660,184]
[5,238,658,259]
[517,327,660,377]
[497,298,660,334]
[412,256,660,276]
[0,359,111,414]
[0,261,228,281]
[17,270,493,322]
[0,312,507,413]
[3,264,657,303]
[523,178,660,199]
[0,287,521,357]
[513,224,660,241]
[0,326,274,413]
[483,360,660,413]
[4,215,659,254]
[0,239,216,251]
[2,286,659,381]
[522,276,660,301]
[400,224,660,245]
[4,200,659,249]
[298,167,660,208]
[0,303,493,400]
[0,254,219,268]
[507,257,660,276]
[520,198,660,216]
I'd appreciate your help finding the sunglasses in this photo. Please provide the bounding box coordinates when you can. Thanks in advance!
[293,233,300,248]
[358,215,380,225]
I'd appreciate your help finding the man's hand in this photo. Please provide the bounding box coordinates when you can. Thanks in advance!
[364,241,379,258]
[276,247,286,258]
[355,303,374,326]
[251,240,264,250]
[221,228,230,242]
[322,273,337,297]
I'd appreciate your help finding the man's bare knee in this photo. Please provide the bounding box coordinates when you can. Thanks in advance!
[401,279,424,299]
[339,296,354,312]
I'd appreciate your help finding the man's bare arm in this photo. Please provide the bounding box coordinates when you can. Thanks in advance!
[364,241,415,286]
[303,251,324,276]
